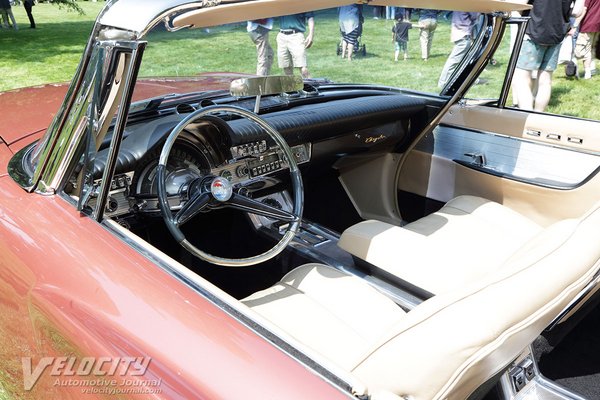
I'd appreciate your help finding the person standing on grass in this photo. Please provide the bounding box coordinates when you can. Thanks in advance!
[392,16,412,61]
[574,0,600,79]
[418,9,439,61]
[438,12,480,87]
[0,0,18,31]
[277,12,315,78]
[23,0,36,29]
[339,4,363,61]
[514,0,584,111]
[247,19,274,76]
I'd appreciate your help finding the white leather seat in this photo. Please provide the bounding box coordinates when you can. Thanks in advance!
[338,195,543,293]
[243,203,600,400]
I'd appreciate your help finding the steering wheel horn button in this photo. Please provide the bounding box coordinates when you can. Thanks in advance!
[211,177,233,202]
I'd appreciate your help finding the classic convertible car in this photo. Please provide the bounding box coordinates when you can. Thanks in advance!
[1,0,599,399]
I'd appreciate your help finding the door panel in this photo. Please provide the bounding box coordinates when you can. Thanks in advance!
[443,105,600,152]
[398,105,600,226]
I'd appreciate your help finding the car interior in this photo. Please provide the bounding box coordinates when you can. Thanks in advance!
[46,1,600,399]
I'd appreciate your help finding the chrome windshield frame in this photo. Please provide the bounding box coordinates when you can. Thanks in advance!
[11,0,213,195]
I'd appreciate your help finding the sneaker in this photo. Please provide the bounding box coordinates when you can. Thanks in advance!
[584,69,592,79]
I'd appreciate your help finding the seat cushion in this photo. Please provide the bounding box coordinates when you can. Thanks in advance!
[242,203,600,399]
[242,263,406,369]
[338,195,543,294]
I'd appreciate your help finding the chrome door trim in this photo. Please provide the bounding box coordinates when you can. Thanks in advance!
[498,16,528,108]
[416,124,600,190]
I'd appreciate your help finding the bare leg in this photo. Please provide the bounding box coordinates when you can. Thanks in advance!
[534,70,553,112]
[514,68,534,111]
[347,44,354,61]
[394,50,399,61]
[300,67,310,79]
[341,40,347,58]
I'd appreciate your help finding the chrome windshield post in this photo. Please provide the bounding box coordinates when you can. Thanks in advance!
[30,35,145,204]
[93,41,146,221]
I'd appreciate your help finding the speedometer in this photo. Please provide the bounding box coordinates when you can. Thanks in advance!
[133,146,210,198]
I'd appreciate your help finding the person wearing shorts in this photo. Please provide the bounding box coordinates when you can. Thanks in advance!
[392,17,412,61]
[339,4,363,61]
[514,0,584,111]
[575,0,600,79]
[277,13,315,78]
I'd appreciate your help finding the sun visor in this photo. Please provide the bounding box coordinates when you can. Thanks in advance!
[173,0,355,29]
[369,0,531,13]
[173,0,531,30]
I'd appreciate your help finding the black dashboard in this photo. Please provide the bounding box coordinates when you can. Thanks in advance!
[94,89,429,218]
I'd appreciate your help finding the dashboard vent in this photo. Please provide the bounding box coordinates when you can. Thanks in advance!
[176,103,196,114]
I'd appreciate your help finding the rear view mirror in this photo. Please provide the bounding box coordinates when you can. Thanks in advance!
[230,75,303,97]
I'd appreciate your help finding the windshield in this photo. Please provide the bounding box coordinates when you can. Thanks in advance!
[132,7,498,99]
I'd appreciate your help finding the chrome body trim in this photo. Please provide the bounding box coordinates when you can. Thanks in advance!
[547,266,600,330]
[498,347,587,400]
[28,26,100,194]
[98,0,217,37]
[7,144,37,191]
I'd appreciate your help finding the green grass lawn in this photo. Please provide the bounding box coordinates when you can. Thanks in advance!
[1,3,599,120]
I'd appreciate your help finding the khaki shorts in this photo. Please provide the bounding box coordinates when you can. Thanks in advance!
[277,32,307,68]
[575,32,598,60]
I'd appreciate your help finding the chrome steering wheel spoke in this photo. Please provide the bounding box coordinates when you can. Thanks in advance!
[227,192,297,222]
[175,191,212,227]
[157,105,304,267]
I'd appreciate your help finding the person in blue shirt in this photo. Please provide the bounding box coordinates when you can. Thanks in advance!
[277,13,315,78]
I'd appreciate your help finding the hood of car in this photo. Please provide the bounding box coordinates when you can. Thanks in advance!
[0,83,70,148]
[0,75,241,152]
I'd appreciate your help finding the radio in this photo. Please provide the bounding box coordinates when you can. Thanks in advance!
[247,152,283,177]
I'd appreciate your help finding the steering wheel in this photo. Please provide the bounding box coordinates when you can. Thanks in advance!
[157,105,303,267]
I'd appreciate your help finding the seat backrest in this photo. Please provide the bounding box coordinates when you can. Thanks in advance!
[350,203,600,400]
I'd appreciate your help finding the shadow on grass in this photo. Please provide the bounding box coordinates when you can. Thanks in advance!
[548,85,580,117]
[0,20,95,63]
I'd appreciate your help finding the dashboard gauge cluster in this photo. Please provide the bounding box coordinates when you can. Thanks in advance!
[100,138,311,218]
[129,145,211,213]
[214,142,312,184]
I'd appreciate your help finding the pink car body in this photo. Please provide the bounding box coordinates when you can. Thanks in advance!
[0,79,349,398]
